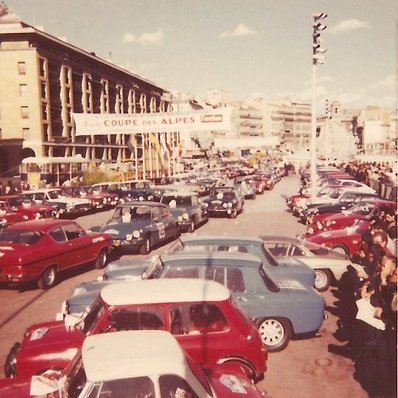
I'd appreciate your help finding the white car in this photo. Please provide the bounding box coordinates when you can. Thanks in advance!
[26,188,91,216]
[261,235,367,291]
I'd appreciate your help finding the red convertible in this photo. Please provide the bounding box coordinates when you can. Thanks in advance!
[0,219,112,289]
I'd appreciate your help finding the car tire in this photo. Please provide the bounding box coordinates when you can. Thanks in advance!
[94,249,108,269]
[140,236,152,255]
[315,269,332,292]
[256,317,291,352]
[4,342,20,377]
[331,244,349,256]
[188,219,196,233]
[38,266,57,289]
[229,208,238,218]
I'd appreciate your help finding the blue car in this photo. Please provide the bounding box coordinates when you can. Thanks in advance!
[170,235,316,289]
[155,250,325,352]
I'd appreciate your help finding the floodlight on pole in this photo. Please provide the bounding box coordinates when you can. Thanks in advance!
[310,12,327,199]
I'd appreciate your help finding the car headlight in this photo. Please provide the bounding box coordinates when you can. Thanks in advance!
[133,230,141,238]
[182,213,189,220]
[177,216,183,222]
[126,234,133,241]
[227,202,233,208]
[30,327,49,341]
[103,198,107,204]
[223,203,228,208]
[23,215,29,220]
[138,196,144,201]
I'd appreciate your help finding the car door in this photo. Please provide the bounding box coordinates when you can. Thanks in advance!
[158,206,176,239]
[61,222,94,267]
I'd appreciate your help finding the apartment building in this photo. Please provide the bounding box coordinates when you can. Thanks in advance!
[0,19,173,177]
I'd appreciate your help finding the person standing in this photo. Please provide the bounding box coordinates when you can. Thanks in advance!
[5,180,16,195]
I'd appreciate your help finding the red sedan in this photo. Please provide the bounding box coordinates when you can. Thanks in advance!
[0,219,112,289]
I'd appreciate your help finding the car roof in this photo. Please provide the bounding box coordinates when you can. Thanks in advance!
[161,250,262,266]
[116,201,167,208]
[82,330,187,382]
[259,235,301,244]
[5,218,76,231]
[162,191,198,197]
[100,278,230,306]
[180,234,263,246]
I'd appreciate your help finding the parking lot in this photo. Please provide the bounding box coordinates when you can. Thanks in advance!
[0,175,368,397]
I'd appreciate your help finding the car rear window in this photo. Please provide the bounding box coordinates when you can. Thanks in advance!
[0,229,42,245]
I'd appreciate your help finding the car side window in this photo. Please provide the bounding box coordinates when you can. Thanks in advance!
[159,374,199,398]
[169,303,228,335]
[290,245,306,256]
[205,266,245,292]
[265,243,288,257]
[63,223,85,240]
[49,226,67,242]
[107,307,164,331]
[164,266,200,279]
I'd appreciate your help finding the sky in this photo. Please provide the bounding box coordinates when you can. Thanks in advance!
[2,0,398,110]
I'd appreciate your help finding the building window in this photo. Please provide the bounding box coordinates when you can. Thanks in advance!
[19,84,28,97]
[18,61,26,75]
[21,106,29,119]
[22,128,30,139]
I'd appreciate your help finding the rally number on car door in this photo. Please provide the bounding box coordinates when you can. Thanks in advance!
[156,222,166,239]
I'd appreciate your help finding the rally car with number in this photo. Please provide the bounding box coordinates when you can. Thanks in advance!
[0,330,268,398]
[203,186,244,218]
[5,279,267,382]
[160,190,208,233]
[0,219,112,289]
[92,201,180,254]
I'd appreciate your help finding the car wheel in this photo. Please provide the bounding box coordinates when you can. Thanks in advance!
[140,236,152,255]
[331,244,349,256]
[94,249,108,269]
[315,269,332,292]
[188,219,195,233]
[229,208,238,218]
[38,266,57,289]
[4,342,20,377]
[256,317,291,352]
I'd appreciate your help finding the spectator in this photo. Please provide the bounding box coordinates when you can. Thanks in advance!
[5,180,16,195]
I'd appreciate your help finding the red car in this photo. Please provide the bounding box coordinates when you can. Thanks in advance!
[0,219,112,289]
[306,220,370,256]
[0,195,58,220]
[0,201,24,227]
[0,330,267,398]
[306,200,397,235]
[5,279,267,382]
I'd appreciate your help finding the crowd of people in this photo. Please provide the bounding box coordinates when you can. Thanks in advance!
[326,162,398,398]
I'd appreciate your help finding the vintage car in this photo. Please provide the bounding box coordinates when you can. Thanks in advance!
[24,188,91,217]
[160,190,208,233]
[0,200,25,226]
[170,235,316,289]
[260,235,366,291]
[5,279,268,382]
[0,194,58,220]
[203,186,244,218]
[58,257,160,318]
[93,201,180,254]
[306,220,371,257]
[306,199,397,234]
[0,330,267,398]
[0,219,112,289]
[152,250,325,352]
[92,180,157,202]
[62,185,119,211]
[233,176,256,199]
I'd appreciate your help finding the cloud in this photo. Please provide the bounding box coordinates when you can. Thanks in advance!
[329,19,370,34]
[122,29,164,45]
[220,23,256,38]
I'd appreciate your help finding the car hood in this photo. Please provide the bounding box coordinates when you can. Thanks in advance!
[100,220,150,236]
[22,320,84,351]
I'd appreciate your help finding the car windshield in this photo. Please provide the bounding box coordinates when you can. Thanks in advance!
[7,197,30,206]
[82,300,105,335]
[48,190,65,199]
[212,190,235,199]
[0,229,42,245]
[161,196,192,206]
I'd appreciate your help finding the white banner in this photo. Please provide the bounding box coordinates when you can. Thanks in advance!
[72,108,232,136]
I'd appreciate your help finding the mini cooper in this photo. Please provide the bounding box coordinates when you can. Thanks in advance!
[0,330,267,398]
[203,187,244,218]
[5,279,267,382]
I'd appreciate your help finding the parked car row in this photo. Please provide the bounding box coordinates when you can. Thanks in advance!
[286,166,397,258]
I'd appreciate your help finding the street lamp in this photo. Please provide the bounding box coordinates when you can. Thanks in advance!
[310,12,327,198]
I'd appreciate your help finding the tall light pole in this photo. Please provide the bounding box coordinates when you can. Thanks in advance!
[310,12,327,198]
